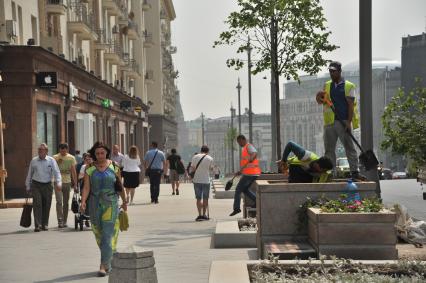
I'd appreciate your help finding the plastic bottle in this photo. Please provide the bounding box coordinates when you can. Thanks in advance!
[346,179,361,202]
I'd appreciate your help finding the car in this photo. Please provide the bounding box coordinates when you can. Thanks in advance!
[392,171,407,179]
[381,168,393,180]
[336,157,351,178]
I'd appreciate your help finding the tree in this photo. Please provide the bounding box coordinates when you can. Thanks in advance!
[214,0,338,162]
[381,83,426,167]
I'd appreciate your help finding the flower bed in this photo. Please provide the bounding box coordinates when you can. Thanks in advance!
[249,258,426,283]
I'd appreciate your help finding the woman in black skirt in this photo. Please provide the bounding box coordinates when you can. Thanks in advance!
[122,146,141,205]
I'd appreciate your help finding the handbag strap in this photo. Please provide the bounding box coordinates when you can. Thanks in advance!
[147,150,159,170]
[193,154,207,176]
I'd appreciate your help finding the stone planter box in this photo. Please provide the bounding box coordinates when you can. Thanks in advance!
[256,180,377,258]
[308,207,398,260]
[212,221,256,248]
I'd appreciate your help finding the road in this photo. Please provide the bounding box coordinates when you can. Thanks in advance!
[381,179,425,220]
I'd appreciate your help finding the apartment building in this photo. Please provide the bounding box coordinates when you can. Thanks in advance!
[144,0,178,151]
[0,0,158,197]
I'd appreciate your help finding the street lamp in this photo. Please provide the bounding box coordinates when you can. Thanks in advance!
[247,37,253,142]
[230,106,236,173]
[236,78,242,135]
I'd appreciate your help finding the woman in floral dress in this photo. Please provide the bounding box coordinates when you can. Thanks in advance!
[81,142,127,276]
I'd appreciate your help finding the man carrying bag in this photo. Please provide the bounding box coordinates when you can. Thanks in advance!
[143,142,165,204]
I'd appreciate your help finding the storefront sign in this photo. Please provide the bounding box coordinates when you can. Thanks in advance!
[134,106,142,113]
[102,99,111,108]
[120,101,132,110]
[36,72,57,89]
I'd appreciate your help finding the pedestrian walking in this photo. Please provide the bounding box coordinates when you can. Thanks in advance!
[213,165,221,179]
[25,143,62,232]
[111,144,124,170]
[78,153,92,187]
[143,142,166,204]
[53,143,77,228]
[122,145,141,205]
[277,141,334,183]
[316,61,365,181]
[80,142,127,277]
[190,145,214,221]
[166,148,181,195]
[229,135,261,216]
[75,150,83,165]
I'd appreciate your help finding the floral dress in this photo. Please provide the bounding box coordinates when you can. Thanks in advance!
[86,162,120,269]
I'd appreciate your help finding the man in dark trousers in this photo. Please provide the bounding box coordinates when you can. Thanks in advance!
[143,142,166,203]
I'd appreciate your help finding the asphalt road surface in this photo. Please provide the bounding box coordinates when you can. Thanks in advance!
[381,179,425,221]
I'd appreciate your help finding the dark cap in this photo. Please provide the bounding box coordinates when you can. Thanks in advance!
[328,61,342,71]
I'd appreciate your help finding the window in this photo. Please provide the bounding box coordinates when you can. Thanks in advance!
[37,105,59,152]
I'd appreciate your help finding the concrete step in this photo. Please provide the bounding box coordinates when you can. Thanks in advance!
[263,240,316,260]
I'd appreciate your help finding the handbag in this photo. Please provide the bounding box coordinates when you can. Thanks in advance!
[71,193,79,214]
[145,150,159,177]
[176,160,186,175]
[112,162,124,193]
[119,210,129,232]
[189,154,207,179]
[20,198,33,228]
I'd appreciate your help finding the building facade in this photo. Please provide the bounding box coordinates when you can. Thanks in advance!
[401,33,426,92]
[0,0,178,197]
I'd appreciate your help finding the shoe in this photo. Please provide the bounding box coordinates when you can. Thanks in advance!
[195,215,203,221]
[229,208,241,216]
[34,227,41,232]
[172,191,175,195]
[202,215,209,221]
[176,189,179,195]
[41,226,48,231]
[351,171,367,181]
[97,270,107,277]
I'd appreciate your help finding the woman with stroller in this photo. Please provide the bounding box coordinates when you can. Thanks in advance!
[81,142,127,277]
[122,145,141,205]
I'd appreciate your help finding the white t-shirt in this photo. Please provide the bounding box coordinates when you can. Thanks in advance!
[122,155,141,172]
[191,154,214,184]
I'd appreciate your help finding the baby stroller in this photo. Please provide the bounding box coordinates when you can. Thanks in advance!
[71,184,90,231]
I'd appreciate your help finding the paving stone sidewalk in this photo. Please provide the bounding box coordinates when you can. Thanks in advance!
[0,182,253,283]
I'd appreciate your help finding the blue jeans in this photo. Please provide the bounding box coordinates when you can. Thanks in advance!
[233,175,258,210]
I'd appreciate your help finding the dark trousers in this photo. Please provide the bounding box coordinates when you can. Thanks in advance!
[31,181,53,228]
[289,165,313,183]
[149,170,162,201]
[233,175,258,210]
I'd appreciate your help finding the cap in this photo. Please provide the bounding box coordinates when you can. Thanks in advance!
[328,61,342,71]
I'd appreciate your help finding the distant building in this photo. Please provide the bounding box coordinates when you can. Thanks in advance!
[401,33,426,92]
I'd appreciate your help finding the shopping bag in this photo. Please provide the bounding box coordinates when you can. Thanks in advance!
[71,193,79,214]
[20,198,33,228]
[119,210,129,232]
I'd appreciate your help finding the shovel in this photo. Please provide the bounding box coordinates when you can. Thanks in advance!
[225,175,237,191]
[324,98,379,171]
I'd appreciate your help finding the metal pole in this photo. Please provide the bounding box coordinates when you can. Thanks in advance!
[201,112,205,146]
[237,78,242,135]
[247,37,253,142]
[230,107,235,173]
[0,99,5,203]
[359,0,381,197]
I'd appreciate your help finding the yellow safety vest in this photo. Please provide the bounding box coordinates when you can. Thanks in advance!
[288,152,331,183]
[323,80,360,129]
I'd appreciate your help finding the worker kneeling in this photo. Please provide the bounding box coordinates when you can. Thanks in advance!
[278,141,334,183]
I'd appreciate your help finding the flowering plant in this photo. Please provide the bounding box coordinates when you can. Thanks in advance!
[319,194,384,213]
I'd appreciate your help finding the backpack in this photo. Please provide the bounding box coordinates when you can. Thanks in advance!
[176,160,186,175]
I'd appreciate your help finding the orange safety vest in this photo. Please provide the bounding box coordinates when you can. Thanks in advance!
[240,143,261,175]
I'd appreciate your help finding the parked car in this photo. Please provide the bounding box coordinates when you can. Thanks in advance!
[336,157,351,178]
[392,171,407,179]
[381,168,393,180]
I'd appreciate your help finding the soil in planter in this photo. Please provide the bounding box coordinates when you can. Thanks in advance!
[238,218,257,231]
[248,259,426,283]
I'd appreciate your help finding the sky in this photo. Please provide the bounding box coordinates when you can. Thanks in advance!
[171,0,426,121]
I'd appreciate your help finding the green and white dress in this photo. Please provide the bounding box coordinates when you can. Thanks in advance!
[86,162,120,269]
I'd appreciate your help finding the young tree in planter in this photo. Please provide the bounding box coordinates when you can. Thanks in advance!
[381,83,426,175]
[214,0,337,161]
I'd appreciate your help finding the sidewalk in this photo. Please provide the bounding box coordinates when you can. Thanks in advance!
[0,182,253,283]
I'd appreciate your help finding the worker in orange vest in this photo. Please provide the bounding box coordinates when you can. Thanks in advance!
[230,135,262,216]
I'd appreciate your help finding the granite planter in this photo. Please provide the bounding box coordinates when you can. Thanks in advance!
[307,207,398,260]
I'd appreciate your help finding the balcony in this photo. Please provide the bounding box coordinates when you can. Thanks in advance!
[145,70,154,84]
[123,59,140,78]
[142,0,151,11]
[104,41,123,65]
[127,21,139,40]
[143,31,154,48]
[95,29,108,49]
[67,3,98,41]
[103,0,124,16]
[45,0,67,15]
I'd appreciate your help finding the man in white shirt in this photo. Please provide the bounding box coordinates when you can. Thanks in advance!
[111,144,124,168]
[190,145,214,221]
[25,143,62,232]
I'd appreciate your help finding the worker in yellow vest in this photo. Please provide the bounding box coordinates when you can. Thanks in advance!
[229,135,261,216]
[316,61,365,181]
[277,141,333,183]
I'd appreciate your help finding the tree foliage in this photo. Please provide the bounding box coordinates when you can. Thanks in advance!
[381,83,426,166]
[213,0,338,81]
[225,127,238,150]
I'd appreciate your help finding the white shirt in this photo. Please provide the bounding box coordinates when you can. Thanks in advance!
[111,152,124,167]
[122,155,141,172]
[25,155,62,191]
[191,154,214,184]
[79,164,87,179]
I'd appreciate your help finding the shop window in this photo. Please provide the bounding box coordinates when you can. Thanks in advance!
[37,107,58,153]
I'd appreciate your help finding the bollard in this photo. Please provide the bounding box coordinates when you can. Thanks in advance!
[109,245,158,283]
